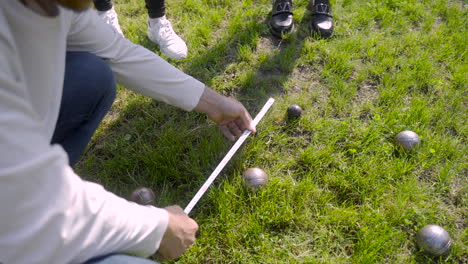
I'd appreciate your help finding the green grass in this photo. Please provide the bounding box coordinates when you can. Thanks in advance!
[78,0,467,263]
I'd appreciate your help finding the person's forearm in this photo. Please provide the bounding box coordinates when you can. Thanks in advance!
[193,86,224,118]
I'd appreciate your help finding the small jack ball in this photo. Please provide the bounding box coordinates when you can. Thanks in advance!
[395,130,420,150]
[287,105,303,119]
[130,187,155,205]
[242,168,268,189]
[415,225,452,257]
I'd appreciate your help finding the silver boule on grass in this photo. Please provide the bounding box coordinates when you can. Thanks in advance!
[415,225,452,257]
[395,130,420,151]
[130,187,156,206]
[242,168,268,189]
[287,105,303,119]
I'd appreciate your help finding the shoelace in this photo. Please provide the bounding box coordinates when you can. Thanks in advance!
[101,12,118,26]
[158,20,177,40]
[275,0,292,13]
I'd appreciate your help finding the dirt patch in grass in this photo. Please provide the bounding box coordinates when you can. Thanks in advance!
[289,65,321,93]
[353,80,379,120]
[354,81,379,104]
[257,35,293,54]
[257,37,275,52]
[449,170,468,207]
[454,210,467,232]
[415,167,438,182]
[256,66,284,79]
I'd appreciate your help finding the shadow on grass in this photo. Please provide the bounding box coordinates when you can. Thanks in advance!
[76,8,321,217]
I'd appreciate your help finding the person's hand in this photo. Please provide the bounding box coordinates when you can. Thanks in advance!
[194,87,256,141]
[157,205,198,260]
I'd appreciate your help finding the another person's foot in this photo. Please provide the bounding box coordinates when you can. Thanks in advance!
[270,0,294,38]
[147,16,188,60]
[97,7,124,36]
[308,0,334,39]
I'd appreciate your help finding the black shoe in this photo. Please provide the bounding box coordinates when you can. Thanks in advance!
[270,0,294,38]
[308,0,334,39]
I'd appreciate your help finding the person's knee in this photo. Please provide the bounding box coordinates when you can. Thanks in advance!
[96,62,117,110]
[90,54,116,103]
[54,52,117,165]
[65,51,116,110]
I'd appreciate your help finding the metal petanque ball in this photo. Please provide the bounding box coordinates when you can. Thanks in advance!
[287,105,303,119]
[415,225,452,257]
[130,187,156,205]
[242,168,268,189]
[395,130,420,150]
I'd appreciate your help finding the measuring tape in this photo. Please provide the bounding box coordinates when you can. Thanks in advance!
[184,98,275,214]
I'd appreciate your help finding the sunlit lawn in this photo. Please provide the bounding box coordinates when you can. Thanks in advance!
[77,0,467,263]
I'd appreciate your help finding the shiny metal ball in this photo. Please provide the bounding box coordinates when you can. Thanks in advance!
[130,187,155,205]
[287,105,303,119]
[242,168,268,189]
[415,225,452,256]
[395,130,420,150]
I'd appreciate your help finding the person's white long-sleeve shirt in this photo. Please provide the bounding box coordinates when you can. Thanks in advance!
[0,1,205,264]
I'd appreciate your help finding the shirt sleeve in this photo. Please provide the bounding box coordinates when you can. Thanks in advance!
[0,12,168,264]
[66,9,205,111]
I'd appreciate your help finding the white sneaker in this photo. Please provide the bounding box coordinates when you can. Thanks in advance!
[97,7,124,36]
[147,16,188,60]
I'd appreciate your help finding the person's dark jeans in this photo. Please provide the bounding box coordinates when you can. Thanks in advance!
[51,51,116,166]
[84,254,159,264]
[93,0,166,18]
[145,0,166,18]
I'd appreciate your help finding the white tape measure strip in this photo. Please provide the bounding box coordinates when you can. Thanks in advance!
[184,97,275,214]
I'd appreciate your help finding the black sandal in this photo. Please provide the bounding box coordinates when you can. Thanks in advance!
[270,0,294,38]
[308,0,334,39]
